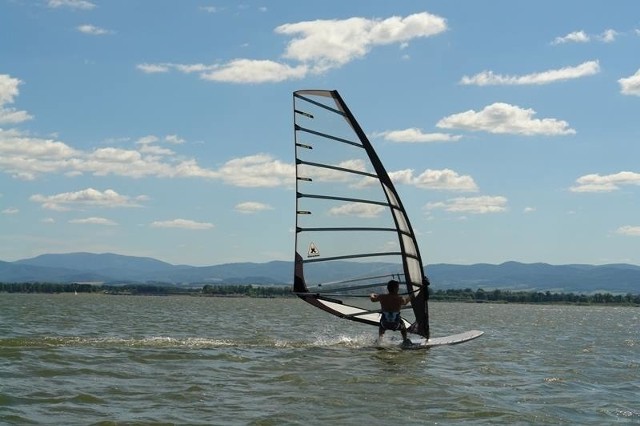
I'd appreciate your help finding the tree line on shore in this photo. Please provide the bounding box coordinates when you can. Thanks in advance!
[0,282,292,297]
[429,288,640,305]
[0,282,638,305]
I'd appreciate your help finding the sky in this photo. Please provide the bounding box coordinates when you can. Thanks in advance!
[1,0,640,267]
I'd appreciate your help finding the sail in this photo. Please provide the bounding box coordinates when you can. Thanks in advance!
[293,90,430,338]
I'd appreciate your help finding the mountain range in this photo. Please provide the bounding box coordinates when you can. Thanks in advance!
[1,252,639,294]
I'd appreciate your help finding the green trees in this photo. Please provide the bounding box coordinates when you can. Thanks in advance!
[0,282,638,304]
[201,284,291,297]
[429,288,640,305]
[0,282,96,293]
[0,282,294,297]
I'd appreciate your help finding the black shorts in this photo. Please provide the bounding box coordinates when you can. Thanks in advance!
[379,312,406,332]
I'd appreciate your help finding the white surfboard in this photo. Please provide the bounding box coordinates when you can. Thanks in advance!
[401,330,484,350]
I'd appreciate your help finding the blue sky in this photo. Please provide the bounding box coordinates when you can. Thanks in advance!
[1,0,640,266]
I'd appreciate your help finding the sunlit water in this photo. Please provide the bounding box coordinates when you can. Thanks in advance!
[1,294,638,425]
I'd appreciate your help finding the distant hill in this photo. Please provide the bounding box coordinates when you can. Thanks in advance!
[1,252,639,293]
[6,253,291,285]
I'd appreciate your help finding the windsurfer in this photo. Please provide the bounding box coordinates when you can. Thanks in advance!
[370,280,412,345]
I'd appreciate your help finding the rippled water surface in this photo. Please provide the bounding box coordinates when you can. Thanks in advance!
[1,294,638,425]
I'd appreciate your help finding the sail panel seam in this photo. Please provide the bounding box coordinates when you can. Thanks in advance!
[302,251,402,263]
[296,125,362,148]
[296,159,377,178]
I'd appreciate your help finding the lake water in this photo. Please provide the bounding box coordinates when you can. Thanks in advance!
[0,294,638,425]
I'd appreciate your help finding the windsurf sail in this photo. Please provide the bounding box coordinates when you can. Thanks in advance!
[293,90,430,338]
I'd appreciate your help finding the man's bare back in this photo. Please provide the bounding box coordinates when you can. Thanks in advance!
[369,293,409,312]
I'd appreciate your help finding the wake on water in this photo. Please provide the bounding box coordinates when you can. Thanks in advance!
[0,330,409,351]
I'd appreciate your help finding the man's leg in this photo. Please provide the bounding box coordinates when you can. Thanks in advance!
[400,324,411,344]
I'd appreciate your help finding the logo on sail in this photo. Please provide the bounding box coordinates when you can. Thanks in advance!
[307,242,320,258]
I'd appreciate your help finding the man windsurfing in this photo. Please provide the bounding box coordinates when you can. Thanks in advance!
[370,279,412,345]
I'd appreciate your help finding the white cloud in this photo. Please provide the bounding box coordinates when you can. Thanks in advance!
[0,74,33,124]
[599,29,618,42]
[524,207,536,213]
[30,188,145,211]
[216,154,294,187]
[199,6,217,13]
[389,168,478,192]
[235,201,274,214]
[616,226,640,236]
[618,69,640,96]
[47,0,95,10]
[0,109,32,124]
[0,128,80,180]
[426,196,508,214]
[173,64,213,74]
[150,219,214,230]
[460,61,600,86]
[0,96,294,186]
[437,102,575,136]
[136,64,170,74]
[132,134,182,155]
[0,128,219,180]
[0,128,297,186]
[553,29,622,45]
[552,30,590,44]
[137,60,307,83]
[570,171,640,192]
[0,75,21,105]
[138,144,175,156]
[138,11,446,84]
[165,134,185,144]
[276,12,447,73]
[375,128,461,143]
[69,217,117,226]
[201,59,307,83]
[136,135,159,145]
[2,207,19,215]
[77,24,111,35]
[328,203,384,218]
